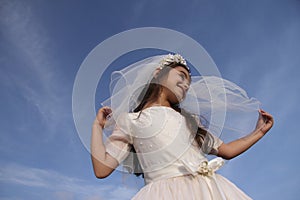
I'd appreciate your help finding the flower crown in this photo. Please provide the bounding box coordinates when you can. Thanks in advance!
[159,54,191,75]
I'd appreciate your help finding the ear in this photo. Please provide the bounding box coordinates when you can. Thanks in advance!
[153,67,162,78]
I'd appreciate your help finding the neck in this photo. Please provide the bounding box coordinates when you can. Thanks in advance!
[144,93,171,109]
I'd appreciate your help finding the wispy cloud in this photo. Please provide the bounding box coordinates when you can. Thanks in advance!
[0,163,138,200]
[0,1,70,140]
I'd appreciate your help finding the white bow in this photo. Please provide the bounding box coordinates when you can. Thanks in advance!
[182,157,225,177]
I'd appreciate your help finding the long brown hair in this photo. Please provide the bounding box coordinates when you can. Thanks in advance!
[131,63,212,177]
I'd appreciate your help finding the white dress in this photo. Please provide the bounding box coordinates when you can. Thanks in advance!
[105,106,252,200]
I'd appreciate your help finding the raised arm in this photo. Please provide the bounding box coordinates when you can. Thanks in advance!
[91,107,119,178]
[217,109,274,160]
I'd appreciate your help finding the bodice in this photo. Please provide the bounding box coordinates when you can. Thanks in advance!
[126,106,219,184]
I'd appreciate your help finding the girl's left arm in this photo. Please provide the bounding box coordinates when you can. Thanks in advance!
[217,109,274,160]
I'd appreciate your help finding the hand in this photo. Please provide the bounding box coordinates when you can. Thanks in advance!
[255,109,274,135]
[95,107,112,129]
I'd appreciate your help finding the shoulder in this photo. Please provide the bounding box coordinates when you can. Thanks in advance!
[114,113,133,132]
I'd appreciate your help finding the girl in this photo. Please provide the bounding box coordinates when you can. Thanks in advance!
[91,54,273,199]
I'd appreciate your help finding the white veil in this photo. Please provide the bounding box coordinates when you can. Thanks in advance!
[101,54,261,173]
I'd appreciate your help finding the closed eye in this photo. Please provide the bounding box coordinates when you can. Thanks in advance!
[179,73,185,80]
[178,72,190,85]
[175,67,191,84]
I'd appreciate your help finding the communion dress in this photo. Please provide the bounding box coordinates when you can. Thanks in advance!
[105,106,252,200]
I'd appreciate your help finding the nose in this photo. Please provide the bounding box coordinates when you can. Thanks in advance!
[182,82,190,91]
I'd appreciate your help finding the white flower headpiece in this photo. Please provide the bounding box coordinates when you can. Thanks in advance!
[159,54,190,75]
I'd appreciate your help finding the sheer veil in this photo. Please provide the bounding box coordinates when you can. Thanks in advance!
[101,54,261,173]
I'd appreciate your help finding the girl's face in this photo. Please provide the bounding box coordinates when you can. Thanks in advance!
[160,66,191,104]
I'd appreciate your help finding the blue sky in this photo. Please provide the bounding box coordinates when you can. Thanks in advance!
[1,0,300,199]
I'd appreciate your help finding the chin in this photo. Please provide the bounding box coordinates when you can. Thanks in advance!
[170,95,183,104]
[168,90,184,104]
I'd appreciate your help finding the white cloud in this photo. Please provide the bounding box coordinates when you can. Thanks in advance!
[0,163,138,200]
[0,1,70,140]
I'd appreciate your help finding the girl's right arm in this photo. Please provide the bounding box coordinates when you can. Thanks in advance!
[91,107,119,178]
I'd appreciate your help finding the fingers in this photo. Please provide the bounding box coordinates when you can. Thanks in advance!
[101,106,112,116]
[258,109,274,132]
[98,108,112,123]
[261,110,273,122]
[98,106,112,115]
[95,107,113,129]
[259,109,273,119]
[259,109,268,115]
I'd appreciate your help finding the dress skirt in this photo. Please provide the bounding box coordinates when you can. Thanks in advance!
[132,173,252,200]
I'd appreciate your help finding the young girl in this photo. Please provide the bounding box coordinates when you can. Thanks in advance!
[91,54,273,199]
